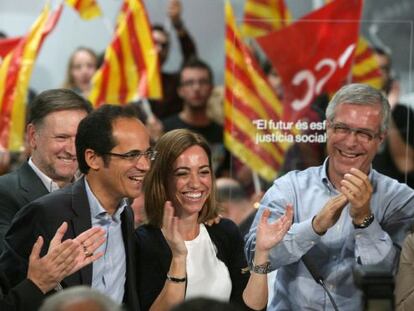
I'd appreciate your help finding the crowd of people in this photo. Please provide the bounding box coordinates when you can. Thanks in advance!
[1,1,414,311]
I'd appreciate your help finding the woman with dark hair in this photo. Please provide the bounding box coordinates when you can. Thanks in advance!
[62,47,98,98]
[136,129,292,311]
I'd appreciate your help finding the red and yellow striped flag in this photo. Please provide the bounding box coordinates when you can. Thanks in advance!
[65,0,102,20]
[241,0,291,37]
[0,4,62,151]
[225,1,292,182]
[351,37,383,89]
[89,0,162,107]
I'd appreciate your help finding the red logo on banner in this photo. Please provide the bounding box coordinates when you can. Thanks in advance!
[257,0,362,121]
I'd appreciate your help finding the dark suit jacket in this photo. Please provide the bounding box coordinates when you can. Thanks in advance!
[0,162,48,254]
[0,272,45,311]
[0,178,139,311]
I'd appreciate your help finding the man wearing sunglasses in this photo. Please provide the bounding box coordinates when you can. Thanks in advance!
[0,105,153,311]
[245,83,414,310]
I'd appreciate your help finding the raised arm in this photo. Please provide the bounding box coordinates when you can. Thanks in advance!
[242,206,293,310]
[149,201,187,311]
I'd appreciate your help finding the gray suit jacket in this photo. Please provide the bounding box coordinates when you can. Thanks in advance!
[0,162,48,254]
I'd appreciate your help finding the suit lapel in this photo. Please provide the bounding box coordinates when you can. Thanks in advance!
[66,178,93,286]
[18,162,49,203]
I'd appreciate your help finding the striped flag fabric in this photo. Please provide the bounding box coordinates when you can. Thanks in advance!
[241,0,291,37]
[0,4,63,151]
[0,37,21,60]
[65,0,102,20]
[224,1,292,182]
[351,37,383,89]
[89,0,162,107]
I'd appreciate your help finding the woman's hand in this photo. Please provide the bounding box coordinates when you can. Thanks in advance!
[161,201,187,258]
[256,204,293,253]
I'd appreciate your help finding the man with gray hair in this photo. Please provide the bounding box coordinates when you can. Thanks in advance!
[245,83,414,310]
[39,286,122,311]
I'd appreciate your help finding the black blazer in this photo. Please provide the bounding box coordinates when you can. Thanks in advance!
[0,272,45,311]
[135,219,250,311]
[0,162,48,254]
[0,178,139,311]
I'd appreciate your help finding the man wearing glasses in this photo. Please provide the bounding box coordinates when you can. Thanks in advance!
[0,105,154,311]
[245,83,414,310]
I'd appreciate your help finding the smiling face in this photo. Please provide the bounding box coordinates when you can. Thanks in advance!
[29,109,88,187]
[168,145,212,219]
[98,117,151,204]
[327,103,384,187]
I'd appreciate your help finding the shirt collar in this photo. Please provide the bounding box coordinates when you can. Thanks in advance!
[28,157,60,193]
[84,178,126,222]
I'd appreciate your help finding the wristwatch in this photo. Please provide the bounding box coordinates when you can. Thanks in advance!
[251,261,271,274]
[353,214,374,229]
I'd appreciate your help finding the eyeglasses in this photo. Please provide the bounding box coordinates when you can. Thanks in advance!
[103,150,158,162]
[329,122,381,143]
[180,79,211,88]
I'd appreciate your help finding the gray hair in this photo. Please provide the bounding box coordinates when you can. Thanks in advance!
[39,286,122,311]
[325,83,390,133]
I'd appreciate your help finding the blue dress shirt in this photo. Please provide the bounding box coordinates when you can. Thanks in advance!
[245,158,414,310]
[85,179,126,304]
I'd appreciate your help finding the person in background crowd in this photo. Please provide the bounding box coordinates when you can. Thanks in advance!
[136,129,292,311]
[62,47,98,99]
[216,177,259,238]
[162,58,228,176]
[150,0,197,120]
[0,89,92,253]
[39,286,122,311]
[374,46,400,108]
[1,223,105,311]
[245,83,414,310]
[0,105,151,311]
[373,103,414,188]
[372,47,414,188]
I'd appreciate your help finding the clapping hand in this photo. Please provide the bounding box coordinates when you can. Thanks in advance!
[161,201,187,258]
[256,204,293,253]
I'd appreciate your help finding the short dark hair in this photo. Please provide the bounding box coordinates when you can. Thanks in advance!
[144,129,218,228]
[151,24,169,37]
[179,58,214,85]
[75,105,139,174]
[28,88,92,127]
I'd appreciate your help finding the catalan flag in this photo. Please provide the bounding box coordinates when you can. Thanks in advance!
[351,37,383,89]
[241,0,291,37]
[0,4,62,151]
[65,0,102,20]
[89,0,162,107]
[225,1,291,182]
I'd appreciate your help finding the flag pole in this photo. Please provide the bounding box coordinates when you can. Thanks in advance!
[252,171,262,195]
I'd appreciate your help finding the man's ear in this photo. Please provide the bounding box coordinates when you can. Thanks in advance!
[84,149,101,171]
[27,124,37,149]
